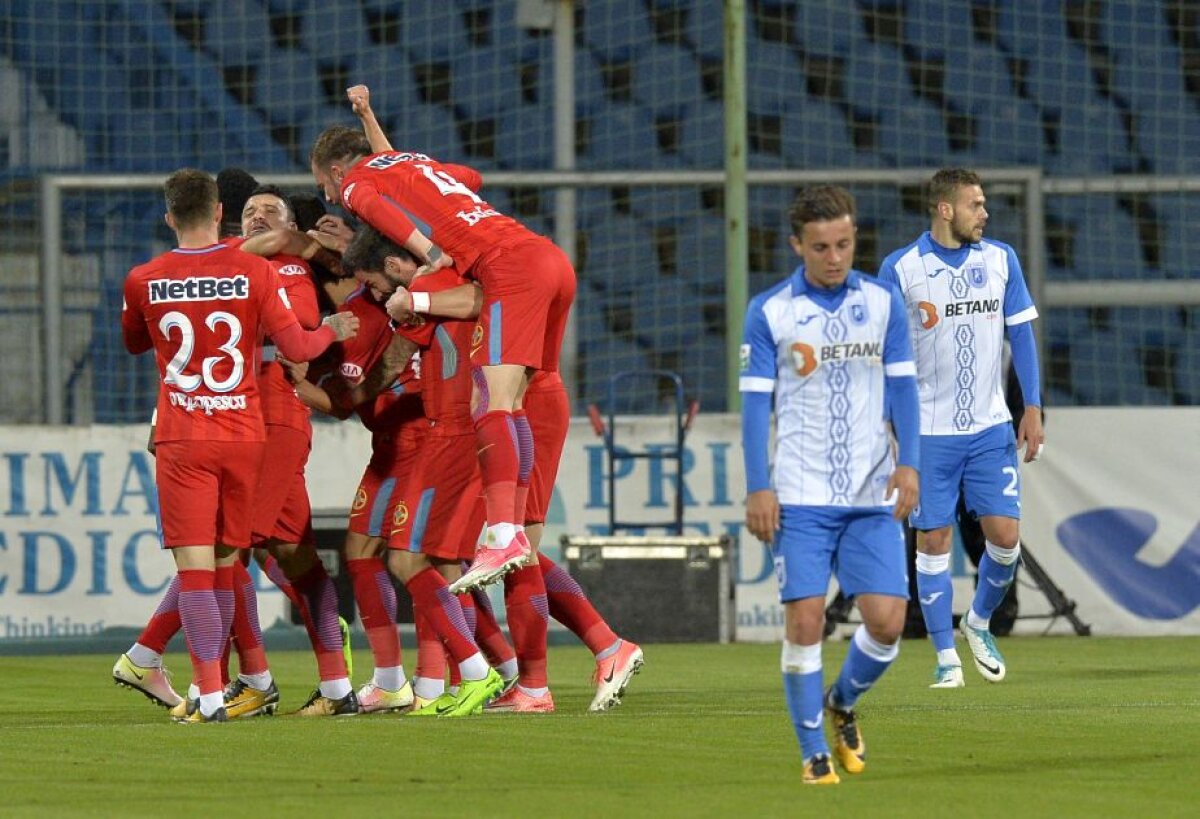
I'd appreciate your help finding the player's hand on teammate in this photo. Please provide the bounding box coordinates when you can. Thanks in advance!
[746,489,781,544]
[886,465,919,521]
[346,84,372,118]
[385,286,415,323]
[1017,405,1045,463]
[276,354,309,385]
[322,312,360,341]
[308,215,355,255]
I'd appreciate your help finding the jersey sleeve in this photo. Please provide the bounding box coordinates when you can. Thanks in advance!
[875,251,901,288]
[120,274,152,354]
[411,268,467,295]
[738,296,777,393]
[256,261,302,338]
[882,283,916,376]
[1002,245,1038,326]
[343,178,422,250]
[273,259,320,329]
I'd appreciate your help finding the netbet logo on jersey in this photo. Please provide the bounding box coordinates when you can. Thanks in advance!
[148,275,250,303]
[790,341,882,377]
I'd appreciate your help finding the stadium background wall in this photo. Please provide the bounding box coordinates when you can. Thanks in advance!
[1,409,1197,648]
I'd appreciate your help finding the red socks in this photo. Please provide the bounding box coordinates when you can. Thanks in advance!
[474,410,519,529]
[538,553,619,655]
[405,567,479,664]
[504,564,549,688]
[347,556,402,669]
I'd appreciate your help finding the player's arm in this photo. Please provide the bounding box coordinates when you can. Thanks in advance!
[1001,246,1044,462]
[259,264,358,360]
[882,284,920,520]
[344,181,452,272]
[386,281,482,323]
[346,333,418,408]
[241,228,343,274]
[120,277,152,354]
[347,84,394,153]
[739,296,779,543]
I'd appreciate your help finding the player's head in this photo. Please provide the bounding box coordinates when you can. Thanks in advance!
[929,167,987,245]
[341,225,419,300]
[787,185,857,289]
[241,184,296,238]
[289,191,327,233]
[310,126,371,203]
[163,168,220,236]
[216,167,259,238]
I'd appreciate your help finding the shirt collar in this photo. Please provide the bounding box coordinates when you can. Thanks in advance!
[790,264,864,296]
[918,231,982,256]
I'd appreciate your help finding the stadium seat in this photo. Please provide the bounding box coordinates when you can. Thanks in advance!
[576,186,621,228]
[105,111,199,171]
[385,0,468,61]
[387,101,465,160]
[495,103,554,169]
[672,215,727,286]
[583,1,655,61]
[1114,307,1187,349]
[577,214,658,293]
[677,99,725,167]
[876,98,950,167]
[1135,108,1200,176]
[941,47,1018,114]
[971,99,1043,165]
[255,47,327,125]
[1024,42,1104,118]
[745,41,806,116]
[299,3,374,63]
[780,100,853,169]
[902,0,974,61]
[1047,100,1133,175]
[794,0,864,55]
[1100,0,1176,66]
[629,184,702,227]
[1067,200,1146,279]
[345,46,421,117]
[633,43,705,116]
[205,0,274,67]
[994,0,1072,59]
[631,278,706,348]
[843,42,919,117]
[1173,331,1200,403]
[1068,329,1144,405]
[1157,196,1200,279]
[450,45,523,120]
[577,100,667,170]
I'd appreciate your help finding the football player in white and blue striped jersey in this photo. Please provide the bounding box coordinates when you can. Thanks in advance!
[878,168,1045,689]
[741,186,920,785]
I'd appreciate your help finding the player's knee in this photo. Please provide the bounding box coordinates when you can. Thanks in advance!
[981,519,1020,550]
[916,527,953,555]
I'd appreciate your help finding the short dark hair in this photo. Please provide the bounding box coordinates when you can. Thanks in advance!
[246,183,295,224]
[928,167,982,213]
[310,125,371,169]
[164,168,218,230]
[288,192,326,233]
[788,185,857,235]
[341,225,416,275]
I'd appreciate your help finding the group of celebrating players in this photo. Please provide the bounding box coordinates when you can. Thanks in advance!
[113,86,642,722]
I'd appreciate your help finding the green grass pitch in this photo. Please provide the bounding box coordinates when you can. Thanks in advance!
[1,637,1197,818]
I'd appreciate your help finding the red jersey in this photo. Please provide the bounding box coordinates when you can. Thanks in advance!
[340,151,532,274]
[225,238,322,433]
[395,269,475,433]
[122,243,301,444]
[335,286,424,438]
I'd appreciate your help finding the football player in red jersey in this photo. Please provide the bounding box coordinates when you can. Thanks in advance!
[311,90,577,593]
[121,169,357,722]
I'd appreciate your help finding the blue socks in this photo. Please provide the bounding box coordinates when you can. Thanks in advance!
[781,641,827,761]
[831,625,899,710]
[916,551,955,652]
[972,541,1020,624]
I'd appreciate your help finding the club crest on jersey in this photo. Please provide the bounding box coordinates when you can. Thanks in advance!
[392,501,409,529]
[739,343,751,372]
[849,302,867,326]
[967,263,988,289]
[470,323,485,355]
[352,486,368,511]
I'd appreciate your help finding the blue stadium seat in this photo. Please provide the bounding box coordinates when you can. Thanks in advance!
[941,47,1017,113]
[685,0,724,58]
[633,43,704,116]
[688,335,728,412]
[390,0,469,61]
[1044,308,1092,348]
[576,187,620,228]
[1174,331,1200,403]
[631,279,706,347]
[994,0,1072,59]
[255,47,327,124]
[1135,108,1200,175]
[1100,0,1176,66]
[390,101,465,160]
[205,0,274,67]
[345,46,420,116]
[578,100,667,169]
[450,45,523,119]
[1047,101,1133,175]
[629,184,702,227]
[972,99,1043,165]
[843,42,919,117]
[876,98,949,167]
[673,216,727,286]
[1157,195,1200,279]
[495,103,553,169]
[781,100,853,169]
[584,1,655,61]
[105,111,199,171]
[747,186,793,238]
[299,2,374,63]
[745,41,805,116]
[1068,200,1146,279]
[1068,329,1147,405]
[578,214,657,292]
[1025,42,1104,118]
[795,0,864,55]
[677,100,725,167]
[1114,307,1187,349]
[903,0,974,61]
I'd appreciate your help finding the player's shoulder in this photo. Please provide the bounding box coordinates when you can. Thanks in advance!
[879,235,924,272]
[979,236,1019,262]
[857,270,900,299]
[748,274,794,314]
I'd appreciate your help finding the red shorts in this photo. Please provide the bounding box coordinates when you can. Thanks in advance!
[349,423,428,538]
[472,236,576,371]
[524,382,570,525]
[156,440,265,549]
[250,425,314,546]
[387,430,484,561]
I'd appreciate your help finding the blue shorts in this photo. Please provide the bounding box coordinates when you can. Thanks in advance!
[771,505,908,603]
[910,423,1021,530]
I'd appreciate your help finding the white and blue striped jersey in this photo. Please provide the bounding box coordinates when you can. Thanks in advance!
[739,268,916,507]
[878,233,1037,436]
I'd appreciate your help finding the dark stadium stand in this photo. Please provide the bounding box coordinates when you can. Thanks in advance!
[2,0,1197,417]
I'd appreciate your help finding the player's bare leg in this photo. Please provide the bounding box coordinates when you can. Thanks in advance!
[915,526,964,687]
